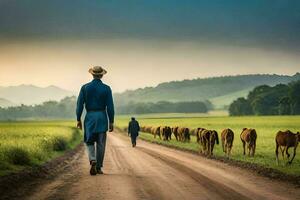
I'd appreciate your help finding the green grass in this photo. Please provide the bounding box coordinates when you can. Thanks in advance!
[0,121,82,176]
[116,114,300,176]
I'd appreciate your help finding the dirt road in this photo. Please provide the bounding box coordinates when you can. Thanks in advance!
[26,132,299,200]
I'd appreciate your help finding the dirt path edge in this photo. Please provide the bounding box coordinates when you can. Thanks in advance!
[0,142,84,199]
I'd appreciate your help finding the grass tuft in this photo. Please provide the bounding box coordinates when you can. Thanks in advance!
[4,146,31,165]
[52,136,68,151]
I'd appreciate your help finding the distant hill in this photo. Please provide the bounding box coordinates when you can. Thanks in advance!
[210,88,251,109]
[114,73,300,109]
[0,98,15,108]
[0,85,76,105]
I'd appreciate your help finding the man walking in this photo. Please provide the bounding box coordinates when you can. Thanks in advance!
[76,66,114,175]
[128,117,140,147]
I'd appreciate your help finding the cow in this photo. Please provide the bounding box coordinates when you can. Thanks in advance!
[196,128,206,144]
[160,126,165,140]
[140,126,146,132]
[184,128,191,142]
[221,128,234,157]
[162,126,172,141]
[152,126,161,139]
[178,127,190,142]
[275,130,300,165]
[151,127,155,135]
[172,126,179,141]
[240,128,257,157]
[145,126,152,133]
[196,128,206,153]
[177,127,185,141]
[199,129,219,156]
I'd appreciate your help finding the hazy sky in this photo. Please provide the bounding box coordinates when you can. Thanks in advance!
[0,1,299,92]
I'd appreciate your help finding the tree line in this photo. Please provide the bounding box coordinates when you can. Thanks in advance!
[0,96,76,120]
[229,80,300,116]
[0,96,212,120]
[116,100,212,114]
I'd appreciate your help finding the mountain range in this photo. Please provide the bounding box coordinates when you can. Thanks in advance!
[0,98,15,108]
[1,73,300,109]
[0,85,76,107]
[114,73,300,109]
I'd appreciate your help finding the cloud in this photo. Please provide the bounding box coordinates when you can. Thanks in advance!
[0,0,299,50]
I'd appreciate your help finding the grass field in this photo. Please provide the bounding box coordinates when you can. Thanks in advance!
[116,114,300,176]
[0,121,81,176]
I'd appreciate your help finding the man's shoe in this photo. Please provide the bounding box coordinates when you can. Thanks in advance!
[97,168,104,174]
[90,160,97,176]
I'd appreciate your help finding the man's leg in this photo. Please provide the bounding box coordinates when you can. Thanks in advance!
[131,135,136,147]
[86,142,97,175]
[134,136,137,146]
[96,132,107,172]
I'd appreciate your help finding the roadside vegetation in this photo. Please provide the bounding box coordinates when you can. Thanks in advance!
[0,121,81,176]
[116,114,300,176]
[229,80,300,116]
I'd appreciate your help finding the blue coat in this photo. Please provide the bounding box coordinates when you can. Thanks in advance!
[128,120,140,137]
[76,79,114,143]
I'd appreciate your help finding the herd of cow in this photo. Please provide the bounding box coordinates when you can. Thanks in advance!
[140,126,300,165]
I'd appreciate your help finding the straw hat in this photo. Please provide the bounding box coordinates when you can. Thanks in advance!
[88,66,107,76]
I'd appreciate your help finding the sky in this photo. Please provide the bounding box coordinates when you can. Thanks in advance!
[0,0,299,93]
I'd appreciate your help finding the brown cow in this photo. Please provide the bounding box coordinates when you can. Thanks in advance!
[196,128,206,144]
[199,129,219,156]
[184,128,190,142]
[145,126,152,133]
[159,126,165,140]
[221,128,234,157]
[275,130,300,165]
[178,127,190,142]
[240,128,257,157]
[151,127,155,134]
[152,126,161,139]
[196,128,206,153]
[140,126,146,132]
[177,127,185,141]
[172,126,179,141]
[160,126,172,140]
[162,126,172,141]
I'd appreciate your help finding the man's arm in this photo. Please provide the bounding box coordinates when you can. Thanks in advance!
[106,87,115,132]
[76,86,85,129]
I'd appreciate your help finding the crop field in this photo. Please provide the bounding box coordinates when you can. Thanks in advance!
[116,114,300,176]
[0,121,81,176]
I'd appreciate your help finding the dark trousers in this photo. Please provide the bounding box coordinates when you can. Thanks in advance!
[86,133,107,169]
[130,133,138,146]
